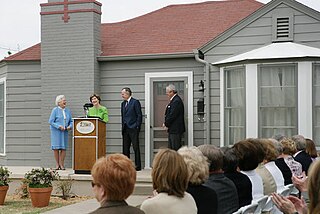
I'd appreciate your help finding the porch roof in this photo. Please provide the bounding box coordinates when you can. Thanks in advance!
[212,42,320,65]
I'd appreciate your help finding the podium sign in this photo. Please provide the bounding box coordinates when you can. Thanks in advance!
[73,118,106,174]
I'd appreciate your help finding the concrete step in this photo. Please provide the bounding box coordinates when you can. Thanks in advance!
[6,166,153,197]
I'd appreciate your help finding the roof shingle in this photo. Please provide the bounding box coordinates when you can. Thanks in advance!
[3,0,263,61]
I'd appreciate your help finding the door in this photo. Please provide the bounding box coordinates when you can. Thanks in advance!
[151,80,186,160]
[145,72,193,168]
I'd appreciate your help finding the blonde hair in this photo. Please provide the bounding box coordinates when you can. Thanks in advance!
[308,160,320,213]
[91,154,136,201]
[178,146,209,185]
[280,138,297,155]
[152,149,188,198]
[55,95,65,106]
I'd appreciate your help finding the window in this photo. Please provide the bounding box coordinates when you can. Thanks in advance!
[0,80,4,155]
[224,67,245,146]
[313,63,320,147]
[258,64,297,138]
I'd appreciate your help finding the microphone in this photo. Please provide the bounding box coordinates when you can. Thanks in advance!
[83,103,93,117]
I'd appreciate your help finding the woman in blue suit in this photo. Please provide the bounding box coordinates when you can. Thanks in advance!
[49,95,73,170]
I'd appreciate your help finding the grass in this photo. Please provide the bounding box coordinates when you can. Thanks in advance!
[0,194,94,214]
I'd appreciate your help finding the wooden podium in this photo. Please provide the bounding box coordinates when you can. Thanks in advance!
[73,118,106,174]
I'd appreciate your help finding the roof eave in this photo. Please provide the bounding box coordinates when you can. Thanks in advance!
[212,56,320,66]
[97,52,194,61]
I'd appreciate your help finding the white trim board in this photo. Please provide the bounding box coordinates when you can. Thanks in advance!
[144,71,193,168]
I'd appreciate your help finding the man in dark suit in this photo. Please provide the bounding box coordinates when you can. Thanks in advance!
[292,135,313,175]
[163,84,185,151]
[121,87,142,171]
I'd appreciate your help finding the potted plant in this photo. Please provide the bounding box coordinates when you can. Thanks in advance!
[24,168,59,207]
[0,166,11,205]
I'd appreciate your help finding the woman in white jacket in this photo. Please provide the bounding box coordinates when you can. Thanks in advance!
[140,149,197,214]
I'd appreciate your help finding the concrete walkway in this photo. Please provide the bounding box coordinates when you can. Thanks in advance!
[44,195,148,213]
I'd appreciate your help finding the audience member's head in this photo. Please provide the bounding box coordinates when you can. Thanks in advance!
[291,135,306,151]
[222,147,239,173]
[308,160,320,213]
[152,148,188,198]
[259,138,278,162]
[232,138,262,171]
[198,144,223,172]
[305,138,318,159]
[272,133,286,142]
[91,154,136,203]
[178,146,209,185]
[280,138,297,156]
[269,138,282,157]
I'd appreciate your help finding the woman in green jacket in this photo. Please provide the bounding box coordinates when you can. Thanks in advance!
[88,94,108,123]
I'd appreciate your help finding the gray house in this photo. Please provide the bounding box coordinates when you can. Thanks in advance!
[0,0,319,168]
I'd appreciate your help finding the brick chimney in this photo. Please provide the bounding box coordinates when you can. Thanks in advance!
[40,0,102,167]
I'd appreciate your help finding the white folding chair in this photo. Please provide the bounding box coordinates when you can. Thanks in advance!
[285,184,294,195]
[240,202,259,214]
[262,196,273,212]
[254,195,268,214]
[279,187,290,196]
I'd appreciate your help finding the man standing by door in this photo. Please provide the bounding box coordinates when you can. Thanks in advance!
[163,84,185,151]
[121,87,142,171]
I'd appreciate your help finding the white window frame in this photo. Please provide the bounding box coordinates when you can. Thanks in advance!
[220,62,313,146]
[145,71,193,168]
[0,77,6,156]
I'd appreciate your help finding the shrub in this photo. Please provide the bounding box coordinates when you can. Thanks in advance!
[24,168,59,188]
[0,166,11,186]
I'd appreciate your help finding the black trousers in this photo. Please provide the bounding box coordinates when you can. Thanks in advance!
[168,133,182,151]
[122,127,141,169]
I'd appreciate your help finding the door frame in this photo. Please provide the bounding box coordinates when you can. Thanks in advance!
[144,71,194,168]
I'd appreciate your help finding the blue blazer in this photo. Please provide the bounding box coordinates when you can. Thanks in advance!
[121,97,142,130]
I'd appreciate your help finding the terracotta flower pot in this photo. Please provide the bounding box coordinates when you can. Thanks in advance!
[0,185,9,205]
[28,187,53,207]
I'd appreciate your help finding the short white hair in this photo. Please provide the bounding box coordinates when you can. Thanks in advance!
[166,84,176,93]
[55,95,65,106]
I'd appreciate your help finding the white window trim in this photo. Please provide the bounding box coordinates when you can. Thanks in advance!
[221,62,313,146]
[145,71,193,168]
[0,77,6,156]
[246,64,258,138]
[298,62,312,138]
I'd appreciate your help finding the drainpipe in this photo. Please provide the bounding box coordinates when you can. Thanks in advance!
[193,49,211,144]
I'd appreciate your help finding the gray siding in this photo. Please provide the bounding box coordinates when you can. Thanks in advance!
[99,58,205,167]
[203,2,320,145]
[40,2,101,167]
[6,62,41,166]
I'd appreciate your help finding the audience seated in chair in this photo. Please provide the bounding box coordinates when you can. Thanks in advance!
[259,138,286,193]
[90,154,144,214]
[280,137,303,177]
[233,138,264,201]
[199,144,239,214]
[223,147,252,208]
[271,138,293,185]
[178,146,218,214]
[292,135,313,175]
[272,159,320,214]
[140,149,197,214]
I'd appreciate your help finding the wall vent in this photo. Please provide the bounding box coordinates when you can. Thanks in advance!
[276,17,290,38]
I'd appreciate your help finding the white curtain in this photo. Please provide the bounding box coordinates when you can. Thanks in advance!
[225,67,245,145]
[259,65,296,138]
[313,64,320,147]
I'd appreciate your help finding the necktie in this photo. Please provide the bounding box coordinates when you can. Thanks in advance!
[125,101,128,108]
